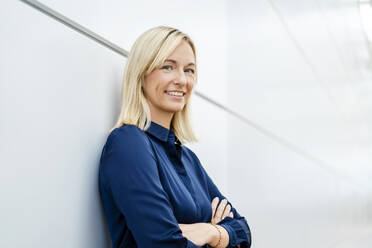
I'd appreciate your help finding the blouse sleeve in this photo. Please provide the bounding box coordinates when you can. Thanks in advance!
[192,153,252,248]
[99,126,202,248]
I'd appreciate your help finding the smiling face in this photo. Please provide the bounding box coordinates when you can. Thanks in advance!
[142,41,196,123]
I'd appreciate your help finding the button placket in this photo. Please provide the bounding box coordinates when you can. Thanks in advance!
[167,134,201,219]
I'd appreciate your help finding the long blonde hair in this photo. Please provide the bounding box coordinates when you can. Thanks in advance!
[109,26,198,144]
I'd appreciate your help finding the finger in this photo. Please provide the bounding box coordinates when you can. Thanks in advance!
[222,204,231,219]
[215,199,228,222]
[211,197,219,224]
[211,197,219,218]
[229,211,234,218]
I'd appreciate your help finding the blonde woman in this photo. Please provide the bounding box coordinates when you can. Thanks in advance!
[98,26,251,248]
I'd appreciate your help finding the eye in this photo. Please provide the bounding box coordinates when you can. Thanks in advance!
[161,65,172,71]
[185,68,195,74]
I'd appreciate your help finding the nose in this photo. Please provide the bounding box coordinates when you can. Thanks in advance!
[174,69,187,86]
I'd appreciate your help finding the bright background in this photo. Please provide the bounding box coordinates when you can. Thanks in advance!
[1,0,371,247]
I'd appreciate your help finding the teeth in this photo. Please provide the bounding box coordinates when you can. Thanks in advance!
[166,91,184,96]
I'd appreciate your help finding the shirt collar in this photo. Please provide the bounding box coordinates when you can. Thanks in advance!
[146,121,182,145]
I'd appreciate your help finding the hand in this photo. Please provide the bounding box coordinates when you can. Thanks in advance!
[178,223,214,246]
[211,197,234,225]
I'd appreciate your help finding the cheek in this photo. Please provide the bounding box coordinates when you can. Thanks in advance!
[187,80,196,91]
[185,82,195,101]
[146,83,164,99]
[144,72,168,96]
[155,76,172,94]
[154,85,163,96]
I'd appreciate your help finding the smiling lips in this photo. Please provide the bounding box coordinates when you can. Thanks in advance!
[165,90,185,97]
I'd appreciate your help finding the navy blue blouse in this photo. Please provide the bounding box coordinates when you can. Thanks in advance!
[98,121,251,248]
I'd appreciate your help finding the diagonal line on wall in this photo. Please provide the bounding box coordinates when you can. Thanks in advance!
[20,0,363,188]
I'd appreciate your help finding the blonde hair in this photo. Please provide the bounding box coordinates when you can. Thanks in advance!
[109,26,198,144]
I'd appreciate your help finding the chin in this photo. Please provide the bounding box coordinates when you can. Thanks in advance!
[165,105,185,113]
[168,108,184,113]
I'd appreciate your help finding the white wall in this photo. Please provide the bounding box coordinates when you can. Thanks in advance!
[225,0,372,247]
[1,0,371,247]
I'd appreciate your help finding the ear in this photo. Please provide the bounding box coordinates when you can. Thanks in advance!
[140,79,144,90]
[140,78,146,95]
[141,76,146,88]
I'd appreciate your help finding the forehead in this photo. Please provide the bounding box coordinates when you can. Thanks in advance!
[166,41,195,64]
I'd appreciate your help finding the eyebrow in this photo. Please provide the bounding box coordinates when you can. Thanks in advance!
[164,59,195,67]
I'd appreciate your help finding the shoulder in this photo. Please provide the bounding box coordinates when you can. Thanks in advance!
[182,145,199,161]
[109,124,147,142]
[101,124,154,162]
[106,124,151,149]
[181,145,211,183]
[181,145,204,170]
[99,125,155,180]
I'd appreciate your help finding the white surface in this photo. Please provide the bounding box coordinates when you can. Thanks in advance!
[1,0,371,247]
[226,0,372,247]
[0,1,123,247]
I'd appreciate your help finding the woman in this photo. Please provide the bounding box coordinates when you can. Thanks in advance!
[98,26,251,248]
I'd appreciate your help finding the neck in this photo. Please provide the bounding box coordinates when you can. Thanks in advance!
[150,111,174,130]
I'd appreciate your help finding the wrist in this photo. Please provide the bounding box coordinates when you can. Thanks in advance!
[207,223,221,247]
